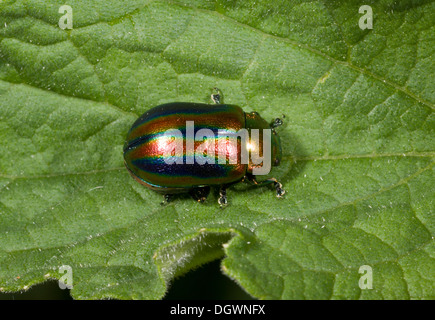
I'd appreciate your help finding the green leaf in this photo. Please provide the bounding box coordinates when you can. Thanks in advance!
[0,0,434,299]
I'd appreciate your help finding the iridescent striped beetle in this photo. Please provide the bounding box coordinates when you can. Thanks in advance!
[123,88,284,206]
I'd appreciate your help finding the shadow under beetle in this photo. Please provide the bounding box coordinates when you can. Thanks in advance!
[123,88,285,207]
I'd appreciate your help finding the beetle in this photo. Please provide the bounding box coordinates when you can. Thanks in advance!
[123,88,284,206]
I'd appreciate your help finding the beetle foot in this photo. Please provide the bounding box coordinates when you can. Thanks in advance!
[211,87,223,104]
[274,182,285,198]
[218,198,228,207]
[189,186,210,203]
[197,196,207,203]
[218,188,228,208]
[161,194,172,205]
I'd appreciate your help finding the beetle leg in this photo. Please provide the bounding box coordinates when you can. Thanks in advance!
[218,186,228,208]
[245,176,285,198]
[189,186,211,203]
[211,87,224,104]
[161,194,173,205]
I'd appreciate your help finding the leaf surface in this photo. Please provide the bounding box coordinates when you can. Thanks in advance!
[0,0,433,299]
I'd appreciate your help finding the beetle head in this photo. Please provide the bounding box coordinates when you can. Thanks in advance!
[245,112,282,174]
